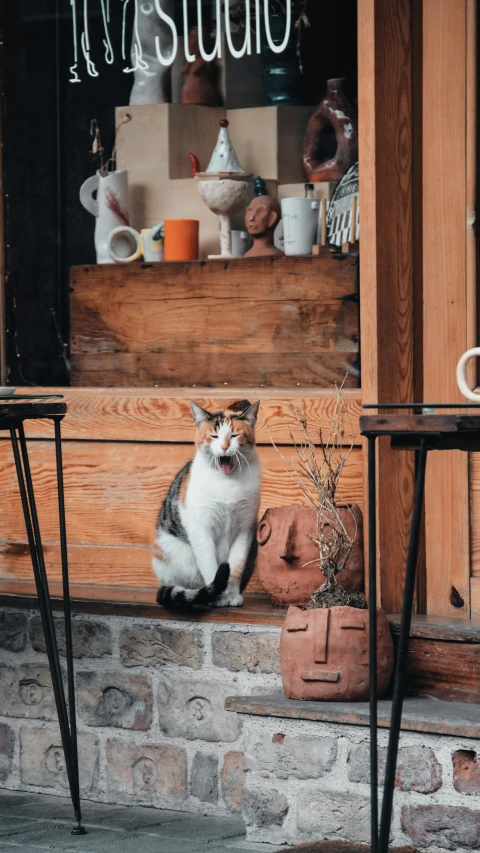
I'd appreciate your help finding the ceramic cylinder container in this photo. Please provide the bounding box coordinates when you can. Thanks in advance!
[164,219,199,261]
[281,197,320,256]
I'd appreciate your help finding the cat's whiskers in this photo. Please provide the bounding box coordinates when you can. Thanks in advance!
[237,449,250,470]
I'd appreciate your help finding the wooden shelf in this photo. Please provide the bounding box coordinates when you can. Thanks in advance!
[70,252,359,389]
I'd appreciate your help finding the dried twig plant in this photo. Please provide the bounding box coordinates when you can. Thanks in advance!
[271,381,367,610]
[89,114,132,177]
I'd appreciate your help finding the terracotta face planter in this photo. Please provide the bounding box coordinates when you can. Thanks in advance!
[280,604,394,701]
[256,504,364,606]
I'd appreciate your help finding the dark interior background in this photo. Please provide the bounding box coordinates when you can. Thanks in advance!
[1,0,358,386]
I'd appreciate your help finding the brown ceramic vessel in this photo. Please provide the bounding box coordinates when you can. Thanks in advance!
[181,27,222,107]
[280,604,394,701]
[256,504,364,606]
[303,78,358,183]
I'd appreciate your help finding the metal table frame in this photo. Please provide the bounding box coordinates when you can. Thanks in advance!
[361,408,480,853]
[1,397,84,835]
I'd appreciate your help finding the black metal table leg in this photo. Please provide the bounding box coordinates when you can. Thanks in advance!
[367,436,378,853]
[378,437,428,853]
[10,421,85,836]
[54,419,84,835]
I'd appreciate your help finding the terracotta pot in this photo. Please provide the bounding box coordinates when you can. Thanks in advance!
[256,504,364,606]
[280,604,394,701]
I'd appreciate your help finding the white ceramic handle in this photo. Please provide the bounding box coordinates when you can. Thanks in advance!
[107,226,142,263]
[456,348,480,401]
[79,174,99,217]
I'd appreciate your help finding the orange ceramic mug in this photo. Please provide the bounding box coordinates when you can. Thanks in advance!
[163,219,199,261]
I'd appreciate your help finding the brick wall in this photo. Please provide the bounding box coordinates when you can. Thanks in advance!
[1,608,480,851]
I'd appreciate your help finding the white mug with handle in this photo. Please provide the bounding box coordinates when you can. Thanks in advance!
[456,348,480,401]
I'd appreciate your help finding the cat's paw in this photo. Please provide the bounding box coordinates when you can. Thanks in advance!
[212,591,244,608]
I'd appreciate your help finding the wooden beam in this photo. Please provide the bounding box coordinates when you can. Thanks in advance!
[358,0,416,612]
[423,0,471,617]
[19,387,362,445]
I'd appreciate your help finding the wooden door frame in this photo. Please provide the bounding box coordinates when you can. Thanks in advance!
[358,0,476,617]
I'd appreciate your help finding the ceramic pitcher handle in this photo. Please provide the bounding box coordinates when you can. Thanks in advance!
[79,175,99,217]
[456,348,480,401]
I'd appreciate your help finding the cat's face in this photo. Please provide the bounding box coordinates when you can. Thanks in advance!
[190,399,260,475]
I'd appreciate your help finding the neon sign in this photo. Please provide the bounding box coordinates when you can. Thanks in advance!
[69,0,292,82]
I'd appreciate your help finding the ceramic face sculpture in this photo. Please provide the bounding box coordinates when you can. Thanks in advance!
[244,196,284,258]
[256,505,364,606]
[280,604,394,701]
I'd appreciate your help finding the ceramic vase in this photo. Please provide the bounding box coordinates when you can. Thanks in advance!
[79,170,130,265]
[303,78,359,183]
[262,13,304,105]
[280,604,394,701]
[128,0,175,105]
[256,504,364,607]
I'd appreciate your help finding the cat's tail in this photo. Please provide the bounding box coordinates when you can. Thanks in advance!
[157,563,230,610]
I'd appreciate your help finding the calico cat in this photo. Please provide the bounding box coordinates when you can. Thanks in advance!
[154,399,261,609]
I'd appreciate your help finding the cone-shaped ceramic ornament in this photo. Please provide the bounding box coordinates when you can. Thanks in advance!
[206,120,245,174]
[195,120,253,259]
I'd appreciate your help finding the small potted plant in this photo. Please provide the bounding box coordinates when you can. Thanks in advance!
[257,389,364,606]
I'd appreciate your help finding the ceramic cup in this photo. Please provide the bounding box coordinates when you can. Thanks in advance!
[457,348,480,401]
[164,219,199,261]
[220,230,252,257]
[107,225,164,263]
[280,197,320,256]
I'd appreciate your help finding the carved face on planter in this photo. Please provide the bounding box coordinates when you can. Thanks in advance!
[280,604,394,701]
[256,505,364,606]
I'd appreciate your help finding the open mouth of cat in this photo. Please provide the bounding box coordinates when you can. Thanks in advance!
[219,456,235,475]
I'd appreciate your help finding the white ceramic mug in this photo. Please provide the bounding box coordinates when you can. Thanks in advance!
[456,348,480,401]
[280,197,320,256]
[107,224,164,263]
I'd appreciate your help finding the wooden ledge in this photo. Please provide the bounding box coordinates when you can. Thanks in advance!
[225,694,480,739]
[0,587,287,627]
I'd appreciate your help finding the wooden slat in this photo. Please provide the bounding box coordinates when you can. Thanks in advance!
[470,455,480,576]
[70,254,359,389]
[21,388,363,446]
[423,0,470,617]
[0,440,363,589]
[471,578,480,617]
[358,0,416,612]
[404,637,480,703]
[70,352,360,389]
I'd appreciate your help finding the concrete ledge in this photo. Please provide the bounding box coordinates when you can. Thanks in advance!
[225,693,480,739]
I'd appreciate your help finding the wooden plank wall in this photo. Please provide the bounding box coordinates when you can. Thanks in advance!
[423,0,473,618]
[0,388,363,601]
[70,253,360,389]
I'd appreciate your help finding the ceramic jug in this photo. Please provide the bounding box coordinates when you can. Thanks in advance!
[79,170,129,264]
[457,348,480,401]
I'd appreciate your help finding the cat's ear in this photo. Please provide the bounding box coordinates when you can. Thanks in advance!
[190,402,211,426]
[243,401,260,426]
